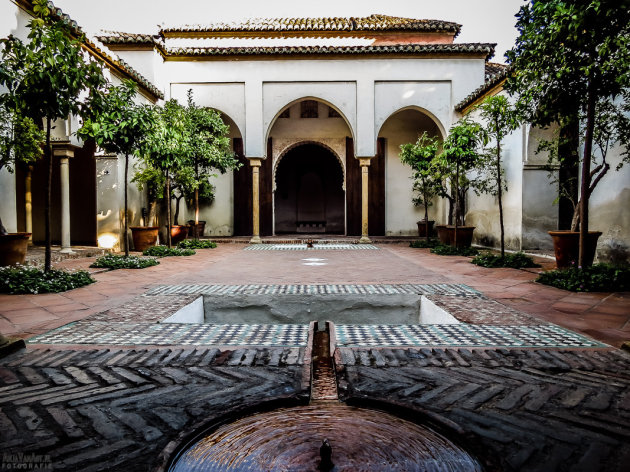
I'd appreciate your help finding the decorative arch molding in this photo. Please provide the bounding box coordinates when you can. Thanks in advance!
[272,139,346,192]
[263,84,357,148]
[376,105,447,141]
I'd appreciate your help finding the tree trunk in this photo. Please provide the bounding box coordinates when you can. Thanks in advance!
[454,162,459,247]
[559,115,580,230]
[166,171,172,248]
[194,187,200,238]
[578,83,596,267]
[44,119,52,272]
[497,139,505,259]
[124,153,129,257]
[173,195,182,226]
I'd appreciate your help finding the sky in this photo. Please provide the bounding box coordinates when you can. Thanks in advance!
[54,0,526,64]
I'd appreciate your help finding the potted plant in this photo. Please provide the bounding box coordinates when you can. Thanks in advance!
[78,80,153,256]
[131,164,163,251]
[0,98,43,265]
[185,90,240,238]
[439,118,484,248]
[0,0,106,271]
[399,132,441,242]
[505,0,630,267]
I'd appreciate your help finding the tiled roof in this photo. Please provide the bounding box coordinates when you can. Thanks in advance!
[166,43,495,58]
[161,14,461,36]
[39,2,164,100]
[455,63,510,112]
[96,31,160,46]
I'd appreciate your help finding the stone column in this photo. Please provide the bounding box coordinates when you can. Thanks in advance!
[25,166,33,242]
[359,157,372,244]
[249,158,262,244]
[54,145,75,254]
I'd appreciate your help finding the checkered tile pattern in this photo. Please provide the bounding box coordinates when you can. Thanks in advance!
[27,322,308,347]
[145,283,481,296]
[334,324,607,348]
[244,244,379,250]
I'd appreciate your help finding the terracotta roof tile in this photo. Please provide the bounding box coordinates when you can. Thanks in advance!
[161,14,461,36]
[455,63,510,112]
[41,2,163,99]
[166,42,495,58]
[96,31,160,46]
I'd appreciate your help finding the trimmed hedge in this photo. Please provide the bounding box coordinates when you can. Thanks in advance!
[471,252,540,269]
[91,254,159,270]
[142,246,196,257]
[430,244,479,256]
[409,239,440,249]
[178,239,217,249]
[536,264,630,292]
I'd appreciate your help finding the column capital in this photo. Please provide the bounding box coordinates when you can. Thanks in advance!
[248,158,263,168]
[358,157,372,167]
[52,141,77,159]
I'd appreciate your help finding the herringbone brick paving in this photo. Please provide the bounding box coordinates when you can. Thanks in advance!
[336,347,630,471]
[0,346,307,471]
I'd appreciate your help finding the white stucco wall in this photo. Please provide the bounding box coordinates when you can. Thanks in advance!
[379,109,442,236]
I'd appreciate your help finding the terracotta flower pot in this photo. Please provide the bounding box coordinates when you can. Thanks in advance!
[548,231,602,269]
[447,226,475,248]
[436,225,451,245]
[0,233,31,266]
[187,220,206,238]
[130,226,159,252]
[416,220,434,238]
[169,225,188,245]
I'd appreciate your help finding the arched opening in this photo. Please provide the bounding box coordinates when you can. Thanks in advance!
[378,108,443,236]
[275,143,345,234]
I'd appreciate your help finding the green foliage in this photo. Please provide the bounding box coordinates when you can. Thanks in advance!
[178,239,217,249]
[90,254,159,270]
[505,0,630,129]
[536,264,630,292]
[142,246,196,257]
[399,133,441,215]
[409,239,440,249]
[437,118,485,226]
[0,265,94,294]
[471,252,540,269]
[0,105,43,172]
[430,245,479,257]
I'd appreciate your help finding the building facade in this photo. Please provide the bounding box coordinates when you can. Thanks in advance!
[2,1,629,262]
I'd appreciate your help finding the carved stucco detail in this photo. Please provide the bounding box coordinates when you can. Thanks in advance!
[271,138,346,192]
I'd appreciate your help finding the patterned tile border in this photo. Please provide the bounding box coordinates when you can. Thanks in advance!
[27,322,309,347]
[334,324,608,348]
[244,243,379,250]
[145,283,481,296]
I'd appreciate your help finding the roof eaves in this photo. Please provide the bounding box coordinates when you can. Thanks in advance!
[165,42,495,58]
[455,65,511,112]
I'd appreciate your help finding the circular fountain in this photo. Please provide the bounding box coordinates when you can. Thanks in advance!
[169,403,482,472]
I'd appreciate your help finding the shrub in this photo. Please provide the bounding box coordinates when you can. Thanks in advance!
[91,254,159,270]
[409,239,440,249]
[0,265,94,294]
[178,239,217,249]
[471,252,540,269]
[536,264,630,292]
[143,246,196,257]
[430,244,479,256]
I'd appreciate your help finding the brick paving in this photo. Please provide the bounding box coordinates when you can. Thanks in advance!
[0,346,308,472]
[336,347,630,471]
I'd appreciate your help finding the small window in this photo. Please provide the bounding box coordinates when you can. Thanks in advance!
[328,106,341,118]
[279,108,290,119]
[300,100,319,118]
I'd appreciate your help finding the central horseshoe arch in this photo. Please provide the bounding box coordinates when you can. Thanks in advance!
[273,142,345,235]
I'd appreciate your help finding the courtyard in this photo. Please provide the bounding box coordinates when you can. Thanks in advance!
[1,241,629,470]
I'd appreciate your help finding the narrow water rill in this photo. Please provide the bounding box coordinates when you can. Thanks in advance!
[169,323,483,471]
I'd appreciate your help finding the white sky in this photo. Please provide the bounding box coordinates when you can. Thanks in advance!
[54,0,526,64]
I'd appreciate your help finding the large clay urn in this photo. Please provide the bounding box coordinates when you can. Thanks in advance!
[549,231,602,269]
[0,233,31,266]
[130,226,159,252]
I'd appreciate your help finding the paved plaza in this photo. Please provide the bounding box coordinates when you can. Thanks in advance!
[1,242,629,471]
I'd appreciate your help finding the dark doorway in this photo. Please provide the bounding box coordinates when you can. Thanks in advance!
[274,143,344,234]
